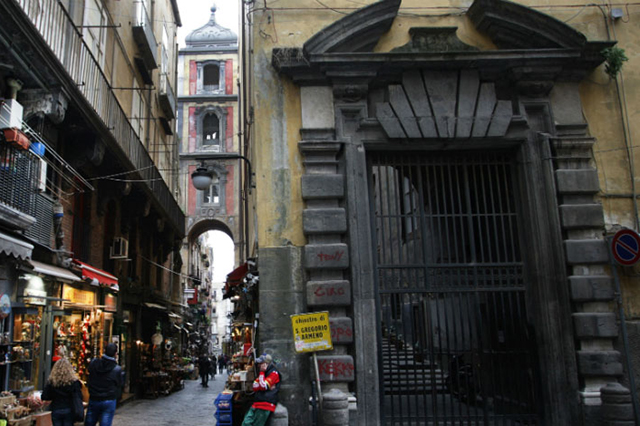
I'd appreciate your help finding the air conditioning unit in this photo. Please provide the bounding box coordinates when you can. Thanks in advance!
[110,237,129,259]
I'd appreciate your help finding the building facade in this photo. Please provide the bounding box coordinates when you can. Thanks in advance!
[177,4,243,356]
[243,0,640,424]
[0,0,184,397]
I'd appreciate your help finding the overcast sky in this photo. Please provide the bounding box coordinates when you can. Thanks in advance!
[176,0,239,47]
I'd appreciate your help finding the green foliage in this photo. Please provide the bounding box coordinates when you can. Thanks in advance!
[602,46,628,78]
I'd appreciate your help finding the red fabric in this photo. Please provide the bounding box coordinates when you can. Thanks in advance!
[252,402,276,412]
[72,259,118,287]
[250,370,280,412]
[187,288,198,305]
[226,263,248,286]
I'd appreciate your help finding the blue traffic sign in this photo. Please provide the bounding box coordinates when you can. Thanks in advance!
[611,229,640,266]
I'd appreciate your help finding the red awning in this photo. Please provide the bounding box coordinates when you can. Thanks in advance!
[72,260,119,291]
[226,263,248,287]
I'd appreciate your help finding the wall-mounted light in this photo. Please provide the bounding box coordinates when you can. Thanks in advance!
[190,153,253,192]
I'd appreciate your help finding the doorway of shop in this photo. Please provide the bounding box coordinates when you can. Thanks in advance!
[369,150,542,425]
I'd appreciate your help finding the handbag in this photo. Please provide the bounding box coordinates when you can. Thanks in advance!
[72,381,85,422]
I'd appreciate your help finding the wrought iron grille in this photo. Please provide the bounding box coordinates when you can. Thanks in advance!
[0,141,39,219]
[24,193,54,247]
[369,151,540,425]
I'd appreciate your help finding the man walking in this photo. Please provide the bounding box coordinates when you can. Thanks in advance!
[199,354,211,388]
[85,343,123,426]
[241,354,280,426]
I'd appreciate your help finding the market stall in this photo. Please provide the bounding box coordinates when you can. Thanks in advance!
[135,312,189,399]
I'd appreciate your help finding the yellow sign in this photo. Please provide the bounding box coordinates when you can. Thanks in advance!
[291,311,333,353]
[63,286,95,306]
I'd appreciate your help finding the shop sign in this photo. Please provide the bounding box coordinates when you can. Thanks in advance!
[63,285,95,306]
[291,311,333,353]
[104,294,117,312]
[23,288,46,306]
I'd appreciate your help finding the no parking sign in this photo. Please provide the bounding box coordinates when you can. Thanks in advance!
[611,229,640,266]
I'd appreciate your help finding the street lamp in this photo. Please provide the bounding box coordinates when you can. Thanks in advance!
[190,153,253,192]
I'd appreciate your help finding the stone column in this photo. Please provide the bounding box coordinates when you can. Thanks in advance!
[299,86,353,425]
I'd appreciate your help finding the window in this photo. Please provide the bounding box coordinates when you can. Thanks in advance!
[197,61,225,94]
[195,107,226,152]
[201,179,220,205]
[202,113,220,147]
[83,0,107,68]
[161,24,170,76]
[131,81,146,139]
[203,65,220,92]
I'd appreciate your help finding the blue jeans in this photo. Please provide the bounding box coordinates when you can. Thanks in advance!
[51,407,74,426]
[84,399,116,426]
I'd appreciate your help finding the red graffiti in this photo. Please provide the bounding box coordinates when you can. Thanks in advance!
[314,286,346,297]
[318,360,355,379]
[316,251,344,262]
[330,326,353,341]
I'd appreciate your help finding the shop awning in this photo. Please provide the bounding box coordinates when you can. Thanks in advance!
[29,260,80,282]
[225,263,248,286]
[144,302,167,310]
[0,231,33,261]
[72,259,119,290]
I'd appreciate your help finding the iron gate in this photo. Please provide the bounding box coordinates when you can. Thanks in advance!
[369,151,541,425]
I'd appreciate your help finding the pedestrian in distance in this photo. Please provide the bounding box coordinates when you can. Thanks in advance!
[241,354,281,426]
[41,358,84,426]
[199,354,211,388]
[218,354,226,374]
[85,343,124,426]
[210,355,217,380]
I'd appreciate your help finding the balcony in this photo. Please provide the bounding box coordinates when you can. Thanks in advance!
[159,73,176,120]
[0,141,38,230]
[132,1,158,75]
[8,0,185,237]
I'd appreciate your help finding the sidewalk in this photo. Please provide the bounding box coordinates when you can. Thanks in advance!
[112,372,229,426]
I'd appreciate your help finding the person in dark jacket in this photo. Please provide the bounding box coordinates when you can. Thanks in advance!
[42,358,82,426]
[218,354,226,373]
[198,354,211,387]
[84,343,123,426]
[241,354,281,426]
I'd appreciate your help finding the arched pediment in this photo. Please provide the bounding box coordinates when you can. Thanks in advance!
[468,0,586,49]
[303,0,401,54]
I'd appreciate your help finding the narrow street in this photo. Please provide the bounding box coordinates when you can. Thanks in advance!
[112,372,229,426]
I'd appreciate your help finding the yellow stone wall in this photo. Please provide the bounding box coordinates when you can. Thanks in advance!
[249,0,640,312]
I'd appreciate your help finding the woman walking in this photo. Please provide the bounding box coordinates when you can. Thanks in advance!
[42,358,83,426]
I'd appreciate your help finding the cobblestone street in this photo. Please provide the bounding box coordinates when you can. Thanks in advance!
[112,372,229,426]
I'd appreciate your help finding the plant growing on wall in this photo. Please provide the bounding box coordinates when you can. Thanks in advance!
[602,46,628,78]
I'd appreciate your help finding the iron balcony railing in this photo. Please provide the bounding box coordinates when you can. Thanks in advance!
[0,141,39,224]
[132,0,159,70]
[159,73,176,120]
[13,0,184,236]
[24,192,54,248]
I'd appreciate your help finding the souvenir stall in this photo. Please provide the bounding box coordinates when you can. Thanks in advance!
[56,284,106,382]
[136,305,188,399]
[219,263,260,426]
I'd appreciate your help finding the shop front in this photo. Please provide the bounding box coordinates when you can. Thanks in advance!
[12,260,81,394]
[135,302,189,399]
